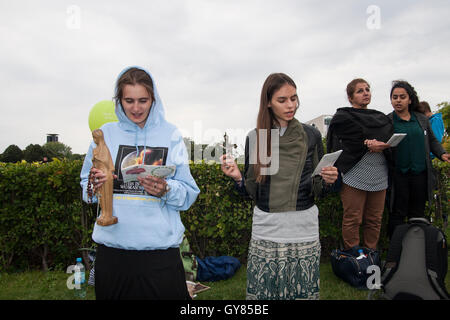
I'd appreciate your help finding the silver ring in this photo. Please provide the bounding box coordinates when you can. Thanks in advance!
[94,178,99,184]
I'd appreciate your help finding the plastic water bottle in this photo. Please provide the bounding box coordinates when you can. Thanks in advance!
[356,249,366,260]
[74,257,86,299]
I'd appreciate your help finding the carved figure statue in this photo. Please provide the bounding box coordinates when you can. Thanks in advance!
[92,129,118,226]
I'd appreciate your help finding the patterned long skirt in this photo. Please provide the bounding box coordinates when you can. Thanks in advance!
[246,239,321,300]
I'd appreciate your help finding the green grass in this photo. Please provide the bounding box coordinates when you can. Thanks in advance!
[196,262,370,300]
[0,263,375,300]
[318,263,369,300]
[196,266,247,300]
[1,254,449,300]
[0,270,96,300]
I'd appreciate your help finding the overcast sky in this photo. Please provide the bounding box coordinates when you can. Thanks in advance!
[1,0,449,155]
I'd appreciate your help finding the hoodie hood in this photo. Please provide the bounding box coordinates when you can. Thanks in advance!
[80,66,200,251]
[115,66,166,132]
[114,66,167,156]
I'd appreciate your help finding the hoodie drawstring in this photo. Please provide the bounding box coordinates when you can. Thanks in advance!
[143,129,147,163]
[134,127,148,164]
[135,131,139,159]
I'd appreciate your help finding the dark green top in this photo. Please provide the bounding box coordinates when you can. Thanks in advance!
[393,112,426,174]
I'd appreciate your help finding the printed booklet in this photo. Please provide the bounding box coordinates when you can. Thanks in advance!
[122,164,176,183]
[114,145,175,185]
[312,149,343,177]
[186,281,211,298]
[386,133,407,147]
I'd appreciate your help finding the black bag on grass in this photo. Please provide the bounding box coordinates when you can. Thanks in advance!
[381,218,449,300]
[331,246,380,289]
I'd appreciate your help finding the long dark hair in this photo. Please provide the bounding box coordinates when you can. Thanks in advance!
[390,80,420,113]
[255,73,297,183]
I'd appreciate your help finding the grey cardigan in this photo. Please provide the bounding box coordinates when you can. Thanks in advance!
[387,111,446,210]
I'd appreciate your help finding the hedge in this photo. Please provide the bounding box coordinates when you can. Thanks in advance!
[0,159,448,271]
[0,160,89,272]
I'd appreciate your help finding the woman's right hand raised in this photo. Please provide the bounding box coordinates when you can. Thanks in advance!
[220,154,242,182]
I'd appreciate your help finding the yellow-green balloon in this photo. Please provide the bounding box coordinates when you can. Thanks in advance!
[88,100,118,131]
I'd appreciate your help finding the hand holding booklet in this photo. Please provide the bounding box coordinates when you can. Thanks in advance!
[122,164,176,183]
[312,150,343,177]
[117,146,176,183]
[386,133,407,147]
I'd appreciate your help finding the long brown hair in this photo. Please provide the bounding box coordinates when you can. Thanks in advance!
[254,73,297,183]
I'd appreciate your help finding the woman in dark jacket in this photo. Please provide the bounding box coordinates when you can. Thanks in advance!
[220,73,339,300]
[327,78,393,251]
[387,80,449,238]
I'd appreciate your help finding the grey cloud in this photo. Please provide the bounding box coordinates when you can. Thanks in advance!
[0,0,449,154]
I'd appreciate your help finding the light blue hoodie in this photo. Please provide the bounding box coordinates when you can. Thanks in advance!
[428,112,445,159]
[80,66,200,250]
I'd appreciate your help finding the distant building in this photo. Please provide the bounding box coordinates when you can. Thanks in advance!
[46,134,59,143]
[305,115,333,137]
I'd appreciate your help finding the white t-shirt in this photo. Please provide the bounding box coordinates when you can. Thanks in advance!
[251,205,320,243]
[250,125,319,244]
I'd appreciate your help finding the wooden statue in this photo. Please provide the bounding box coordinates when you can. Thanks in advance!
[92,129,118,226]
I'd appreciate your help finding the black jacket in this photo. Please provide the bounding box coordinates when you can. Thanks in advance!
[235,123,339,212]
[327,107,394,174]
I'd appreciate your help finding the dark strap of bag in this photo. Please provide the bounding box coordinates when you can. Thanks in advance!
[422,222,449,299]
[382,218,449,299]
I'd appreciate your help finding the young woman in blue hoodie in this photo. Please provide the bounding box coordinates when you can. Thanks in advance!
[80,67,200,300]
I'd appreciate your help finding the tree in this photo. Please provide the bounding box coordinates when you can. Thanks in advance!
[70,153,85,161]
[1,144,23,163]
[42,142,73,160]
[23,144,46,162]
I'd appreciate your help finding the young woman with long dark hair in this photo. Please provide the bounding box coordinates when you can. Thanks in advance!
[221,73,339,300]
[387,80,449,237]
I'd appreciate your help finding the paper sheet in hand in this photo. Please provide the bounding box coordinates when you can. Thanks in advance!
[386,133,407,147]
[186,281,210,294]
[312,150,343,176]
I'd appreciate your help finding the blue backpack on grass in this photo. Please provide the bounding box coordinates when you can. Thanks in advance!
[196,256,241,282]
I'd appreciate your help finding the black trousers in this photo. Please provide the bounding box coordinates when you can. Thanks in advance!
[388,170,428,238]
[95,244,191,300]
